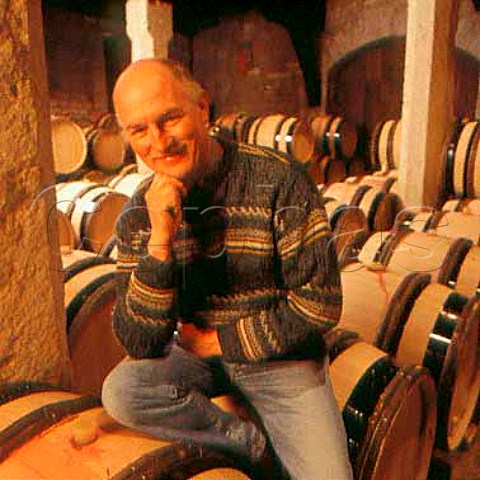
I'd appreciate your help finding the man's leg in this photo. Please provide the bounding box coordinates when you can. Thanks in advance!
[101,344,266,462]
[224,358,353,480]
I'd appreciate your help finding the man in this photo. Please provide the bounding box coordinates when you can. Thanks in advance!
[102,58,353,480]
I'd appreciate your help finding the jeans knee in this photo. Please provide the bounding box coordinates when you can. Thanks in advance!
[101,364,189,427]
[101,366,136,425]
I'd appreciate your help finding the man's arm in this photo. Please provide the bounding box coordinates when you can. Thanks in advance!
[112,196,178,359]
[216,168,342,362]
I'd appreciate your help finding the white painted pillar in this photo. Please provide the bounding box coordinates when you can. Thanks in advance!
[126,0,173,61]
[0,0,70,386]
[125,0,173,173]
[397,0,459,206]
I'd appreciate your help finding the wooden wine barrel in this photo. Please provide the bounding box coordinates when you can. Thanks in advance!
[339,266,429,344]
[62,251,123,396]
[443,198,480,216]
[0,387,257,479]
[443,244,480,298]
[82,169,118,185]
[50,117,88,176]
[429,211,480,244]
[322,178,370,205]
[309,114,358,159]
[398,209,480,244]
[246,114,314,163]
[85,128,127,174]
[322,198,369,267]
[346,156,366,176]
[108,172,152,198]
[90,163,138,188]
[379,284,480,451]
[325,330,437,480]
[468,124,480,198]
[321,183,400,231]
[358,171,398,193]
[357,231,391,266]
[370,119,402,172]
[47,209,76,251]
[394,209,436,233]
[374,229,471,283]
[95,113,121,132]
[353,186,400,232]
[451,121,480,198]
[214,113,257,143]
[55,181,129,253]
[308,156,347,184]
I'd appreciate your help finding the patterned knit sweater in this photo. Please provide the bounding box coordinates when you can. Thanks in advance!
[113,139,342,363]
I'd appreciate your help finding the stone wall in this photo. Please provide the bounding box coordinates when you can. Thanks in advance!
[193,11,308,118]
[0,0,70,385]
[321,0,480,115]
[44,9,109,124]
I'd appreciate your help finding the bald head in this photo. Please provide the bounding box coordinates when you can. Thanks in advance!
[113,59,205,123]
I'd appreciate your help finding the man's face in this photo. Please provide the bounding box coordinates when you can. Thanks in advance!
[115,69,210,186]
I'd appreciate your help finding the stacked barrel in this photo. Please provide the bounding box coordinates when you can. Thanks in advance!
[47,112,154,399]
[215,112,315,164]
[445,119,480,200]
[343,200,480,475]
[51,114,134,182]
[370,118,402,173]
[307,112,361,183]
[0,385,257,479]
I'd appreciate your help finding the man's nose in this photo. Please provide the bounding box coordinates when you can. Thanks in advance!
[148,124,171,151]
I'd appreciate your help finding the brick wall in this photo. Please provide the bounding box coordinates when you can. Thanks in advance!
[43,9,109,125]
[192,11,308,118]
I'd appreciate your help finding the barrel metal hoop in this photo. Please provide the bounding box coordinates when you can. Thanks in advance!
[63,184,100,219]
[343,357,397,466]
[446,119,468,197]
[66,271,117,329]
[273,115,289,151]
[322,115,336,156]
[110,442,251,480]
[285,117,299,156]
[376,273,431,354]
[0,394,100,462]
[386,120,399,170]
[323,328,360,362]
[466,125,480,197]
[350,185,371,207]
[437,238,473,287]
[460,122,480,198]
[369,121,386,171]
[63,254,116,283]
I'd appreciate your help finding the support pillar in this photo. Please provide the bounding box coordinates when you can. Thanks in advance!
[125,0,173,172]
[125,0,173,61]
[397,0,459,206]
[0,0,70,385]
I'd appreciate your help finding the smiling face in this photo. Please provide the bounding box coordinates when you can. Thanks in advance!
[114,61,211,187]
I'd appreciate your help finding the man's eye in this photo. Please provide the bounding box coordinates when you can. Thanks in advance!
[130,127,147,136]
[163,117,182,128]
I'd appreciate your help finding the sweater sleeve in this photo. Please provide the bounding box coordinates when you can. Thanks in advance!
[112,197,177,358]
[216,167,342,362]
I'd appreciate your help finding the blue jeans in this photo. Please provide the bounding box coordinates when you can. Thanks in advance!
[102,344,353,480]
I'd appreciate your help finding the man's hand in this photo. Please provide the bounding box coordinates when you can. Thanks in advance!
[178,323,222,358]
[145,174,187,260]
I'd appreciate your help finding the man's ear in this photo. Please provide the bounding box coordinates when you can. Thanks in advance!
[197,92,211,125]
